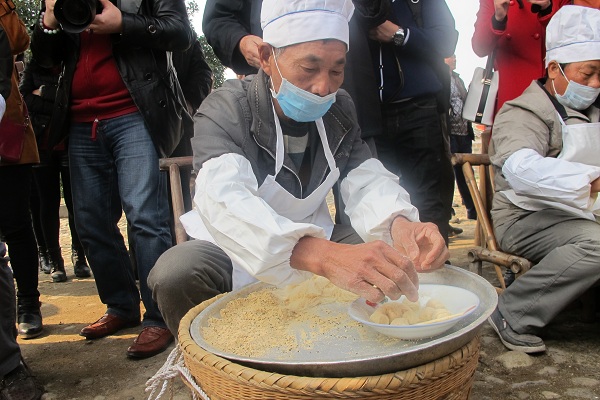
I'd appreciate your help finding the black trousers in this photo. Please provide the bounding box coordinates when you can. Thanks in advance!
[449,134,476,216]
[374,95,454,243]
[0,165,39,301]
[31,149,83,251]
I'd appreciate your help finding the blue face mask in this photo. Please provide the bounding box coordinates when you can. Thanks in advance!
[269,51,337,122]
[553,64,600,110]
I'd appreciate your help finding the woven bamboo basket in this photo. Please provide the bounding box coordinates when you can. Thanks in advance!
[178,294,481,400]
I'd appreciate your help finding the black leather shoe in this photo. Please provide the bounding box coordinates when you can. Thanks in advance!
[17,299,43,340]
[38,247,51,274]
[48,248,66,283]
[0,359,44,400]
[18,312,43,340]
[72,247,91,278]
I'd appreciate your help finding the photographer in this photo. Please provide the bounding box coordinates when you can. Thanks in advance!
[30,0,194,359]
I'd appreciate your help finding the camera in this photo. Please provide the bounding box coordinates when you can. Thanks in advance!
[53,0,102,33]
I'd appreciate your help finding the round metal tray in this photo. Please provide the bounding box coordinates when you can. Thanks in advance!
[190,265,497,377]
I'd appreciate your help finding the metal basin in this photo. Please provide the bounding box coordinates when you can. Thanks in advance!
[190,265,497,377]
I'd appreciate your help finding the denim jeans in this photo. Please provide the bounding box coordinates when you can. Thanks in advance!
[69,112,172,327]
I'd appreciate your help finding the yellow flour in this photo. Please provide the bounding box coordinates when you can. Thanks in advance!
[201,275,362,358]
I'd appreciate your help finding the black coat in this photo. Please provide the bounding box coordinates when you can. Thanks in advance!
[170,37,214,158]
[30,0,195,157]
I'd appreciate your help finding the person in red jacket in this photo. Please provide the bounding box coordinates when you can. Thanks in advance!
[472,0,559,118]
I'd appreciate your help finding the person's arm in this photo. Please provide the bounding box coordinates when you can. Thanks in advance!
[202,0,261,75]
[503,149,600,210]
[472,0,505,58]
[492,99,600,211]
[19,61,55,118]
[368,0,457,59]
[85,0,194,52]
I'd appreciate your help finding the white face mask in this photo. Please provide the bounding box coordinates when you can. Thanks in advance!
[552,64,600,110]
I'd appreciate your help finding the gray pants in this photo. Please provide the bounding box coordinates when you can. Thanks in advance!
[148,225,364,336]
[496,208,600,335]
[1,243,21,377]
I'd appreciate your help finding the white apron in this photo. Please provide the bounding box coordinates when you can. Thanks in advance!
[503,114,600,218]
[557,116,600,216]
[181,107,339,289]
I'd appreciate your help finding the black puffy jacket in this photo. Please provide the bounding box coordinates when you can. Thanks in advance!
[30,0,195,157]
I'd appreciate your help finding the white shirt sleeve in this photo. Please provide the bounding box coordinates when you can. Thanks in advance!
[341,158,420,244]
[194,153,323,287]
[503,148,600,211]
[0,95,5,122]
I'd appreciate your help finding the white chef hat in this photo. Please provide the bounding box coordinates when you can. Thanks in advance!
[261,0,355,50]
[545,5,600,67]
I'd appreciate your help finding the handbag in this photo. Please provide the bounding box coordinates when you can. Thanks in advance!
[0,107,28,163]
[462,51,499,126]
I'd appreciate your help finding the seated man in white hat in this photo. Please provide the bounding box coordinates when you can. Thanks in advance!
[488,5,600,354]
[148,0,449,335]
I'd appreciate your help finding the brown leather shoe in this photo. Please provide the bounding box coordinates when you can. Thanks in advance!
[127,327,174,359]
[80,314,140,340]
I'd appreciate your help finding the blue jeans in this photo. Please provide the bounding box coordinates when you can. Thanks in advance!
[69,112,172,327]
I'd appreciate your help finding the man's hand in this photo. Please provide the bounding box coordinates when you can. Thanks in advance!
[239,35,263,70]
[493,0,510,21]
[88,0,123,34]
[390,217,449,272]
[368,20,399,43]
[290,236,419,304]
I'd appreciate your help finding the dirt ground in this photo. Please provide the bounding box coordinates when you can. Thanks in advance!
[17,186,600,400]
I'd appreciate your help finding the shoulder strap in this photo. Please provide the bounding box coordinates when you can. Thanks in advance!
[404,0,423,28]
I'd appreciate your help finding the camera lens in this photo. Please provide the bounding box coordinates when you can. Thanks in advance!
[54,0,99,33]
[60,0,92,25]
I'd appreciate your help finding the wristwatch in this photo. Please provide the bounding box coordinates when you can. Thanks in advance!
[392,27,406,47]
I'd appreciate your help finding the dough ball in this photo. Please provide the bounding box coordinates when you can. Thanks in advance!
[404,310,420,325]
[403,300,421,311]
[418,307,435,322]
[370,310,390,324]
[426,299,446,309]
[433,309,451,320]
[381,302,410,320]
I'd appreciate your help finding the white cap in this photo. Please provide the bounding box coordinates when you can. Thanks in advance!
[261,0,354,50]
[546,5,600,67]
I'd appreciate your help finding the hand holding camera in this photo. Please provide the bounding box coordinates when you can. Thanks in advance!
[52,0,121,34]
